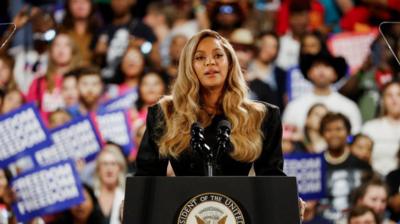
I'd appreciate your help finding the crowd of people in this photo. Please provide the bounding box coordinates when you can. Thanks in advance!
[0,0,400,223]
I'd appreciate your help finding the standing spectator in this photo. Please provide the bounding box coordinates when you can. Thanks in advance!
[286,31,328,102]
[302,103,329,153]
[283,52,362,135]
[0,54,16,91]
[362,81,400,175]
[353,177,396,224]
[92,0,156,83]
[276,0,310,70]
[134,71,167,124]
[11,8,54,94]
[0,88,24,114]
[386,148,400,222]
[53,184,104,224]
[94,143,127,224]
[248,31,286,110]
[350,134,374,165]
[110,46,145,97]
[319,113,371,221]
[164,33,188,88]
[62,70,79,108]
[207,0,247,38]
[61,0,101,65]
[48,109,73,129]
[303,200,333,224]
[229,28,255,73]
[26,33,81,123]
[68,66,105,118]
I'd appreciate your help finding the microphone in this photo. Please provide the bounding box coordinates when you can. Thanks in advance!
[216,120,232,161]
[190,122,213,176]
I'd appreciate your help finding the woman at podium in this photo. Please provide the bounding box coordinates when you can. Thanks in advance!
[135,29,285,177]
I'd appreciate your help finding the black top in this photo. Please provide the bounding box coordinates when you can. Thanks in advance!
[135,102,285,176]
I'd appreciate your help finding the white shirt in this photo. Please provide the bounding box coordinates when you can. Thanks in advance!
[283,91,362,134]
[276,32,300,70]
[362,117,400,175]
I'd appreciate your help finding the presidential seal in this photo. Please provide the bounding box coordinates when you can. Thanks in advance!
[176,192,246,224]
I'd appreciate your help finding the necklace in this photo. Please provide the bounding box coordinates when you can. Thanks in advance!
[324,149,350,165]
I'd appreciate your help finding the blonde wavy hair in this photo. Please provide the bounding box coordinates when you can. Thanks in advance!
[158,29,267,162]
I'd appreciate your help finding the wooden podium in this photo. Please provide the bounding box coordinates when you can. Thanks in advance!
[123,176,300,224]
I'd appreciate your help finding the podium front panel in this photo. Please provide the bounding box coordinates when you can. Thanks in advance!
[123,176,300,224]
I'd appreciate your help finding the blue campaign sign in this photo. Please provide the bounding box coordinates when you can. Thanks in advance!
[96,110,135,156]
[284,153,326,200]
[0,103,53,168]
[33,116,103,166]
[11,160,84,222]
[102,88,138,111]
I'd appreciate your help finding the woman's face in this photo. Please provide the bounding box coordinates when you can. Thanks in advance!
[350,136,373,163]
[306,105,328,131]
[121,48,144,79]
[193,37,229,92]
[360,185,387,216]
[62,76,79,107]
[98,151,121,188]
[0,59,11,88]
[258,35,278,64]
[302,35,321,55]
[51,34,73,67]
[383,83,400,118]
[1,90,23,114]
[69,0,91,20]
[0,170,8,198]
[140,73,165,106]
[70,188,93,222]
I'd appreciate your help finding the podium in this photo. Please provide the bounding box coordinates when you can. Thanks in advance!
[123,176,300,224]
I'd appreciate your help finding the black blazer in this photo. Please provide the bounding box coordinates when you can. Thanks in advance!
[135,102,285,176]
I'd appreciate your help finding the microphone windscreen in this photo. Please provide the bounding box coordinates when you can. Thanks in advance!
[217,120,231,130]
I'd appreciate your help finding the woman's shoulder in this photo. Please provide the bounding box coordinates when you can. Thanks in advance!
[247,100,280,116]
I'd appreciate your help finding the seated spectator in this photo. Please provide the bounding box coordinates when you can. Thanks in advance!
[348,206,379,224]
[283,52,362,135]
[350,134,374,165]
[362,81,400,175]
[94,143,127,224]
[319,113,371,221]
